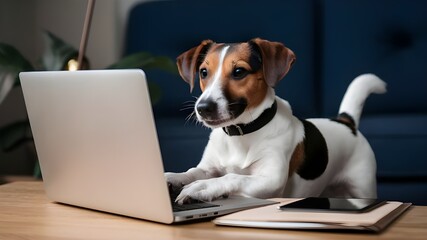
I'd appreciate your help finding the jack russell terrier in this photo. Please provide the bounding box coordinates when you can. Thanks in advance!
[166,38,386,204]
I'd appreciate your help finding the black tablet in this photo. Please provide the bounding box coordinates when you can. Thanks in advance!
[278,197,386,213]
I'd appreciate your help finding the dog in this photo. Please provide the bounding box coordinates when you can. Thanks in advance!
[166,38,387,204]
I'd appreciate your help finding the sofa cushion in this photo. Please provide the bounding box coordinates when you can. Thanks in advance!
[359,114,427,178]
[378,181,427,205]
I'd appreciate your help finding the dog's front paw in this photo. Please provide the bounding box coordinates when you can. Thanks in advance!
[165,172,192,188]
[175,179,226,204]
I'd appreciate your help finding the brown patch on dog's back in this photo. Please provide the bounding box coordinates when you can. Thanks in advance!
[289,142,304,177]
[331,112,357,136]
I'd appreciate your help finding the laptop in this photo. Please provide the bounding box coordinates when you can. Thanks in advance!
[19,69,275,224]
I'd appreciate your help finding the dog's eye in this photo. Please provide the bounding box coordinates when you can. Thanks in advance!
[232,67,248,80]
[200,68,208,79]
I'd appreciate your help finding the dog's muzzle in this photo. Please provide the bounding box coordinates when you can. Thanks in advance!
[196,98,247,127]
[196,100,218,119]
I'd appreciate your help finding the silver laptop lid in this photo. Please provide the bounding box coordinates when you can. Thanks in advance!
[20,70,174,223]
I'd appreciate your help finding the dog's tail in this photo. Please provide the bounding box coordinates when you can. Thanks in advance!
[337,74,387,130]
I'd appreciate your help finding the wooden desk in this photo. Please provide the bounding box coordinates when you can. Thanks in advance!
[0,182,425,240]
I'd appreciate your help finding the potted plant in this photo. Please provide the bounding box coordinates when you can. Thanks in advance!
[0,31,177,178]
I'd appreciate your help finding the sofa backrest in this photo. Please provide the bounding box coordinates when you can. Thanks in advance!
[125,0,427,118]
[322,0,427,117]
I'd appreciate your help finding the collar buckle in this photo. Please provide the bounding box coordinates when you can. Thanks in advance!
[235,125,244,135]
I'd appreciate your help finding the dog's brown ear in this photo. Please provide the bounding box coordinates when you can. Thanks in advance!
[176,40,214,92]
[250,38,296,87]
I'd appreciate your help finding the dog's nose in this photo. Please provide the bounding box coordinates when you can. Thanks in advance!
[196,100,218,119]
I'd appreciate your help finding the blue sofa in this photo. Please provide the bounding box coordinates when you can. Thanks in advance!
[125,0,427,205]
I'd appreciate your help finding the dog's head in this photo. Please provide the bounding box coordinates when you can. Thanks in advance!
[177,38,295,128]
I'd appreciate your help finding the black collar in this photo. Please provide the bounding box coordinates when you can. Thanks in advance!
[222,100,277,136]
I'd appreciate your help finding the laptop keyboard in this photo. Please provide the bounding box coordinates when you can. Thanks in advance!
[171,201,219,212]
[169,185,219,212]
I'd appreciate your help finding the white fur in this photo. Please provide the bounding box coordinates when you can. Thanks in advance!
[195,46,230,126]
[167,73,386,204]
[339,74,387,128]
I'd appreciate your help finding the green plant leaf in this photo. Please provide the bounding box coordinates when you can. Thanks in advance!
[107,52,152,69]
[41,30,78,70]
[0,120,31,152]
[0,72,15,106]
[0,43,34,104]
[106,52,178,105]
[147,82,162,104]
[107,52,178,74]
[143,56,178,75]
[0,43,34,73]
[33,160,42,179]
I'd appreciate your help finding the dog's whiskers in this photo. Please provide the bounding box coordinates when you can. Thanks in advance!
[180,99,200,126]
[184,111,196,124]
[180,106,195,111]
[180,100,196,112]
